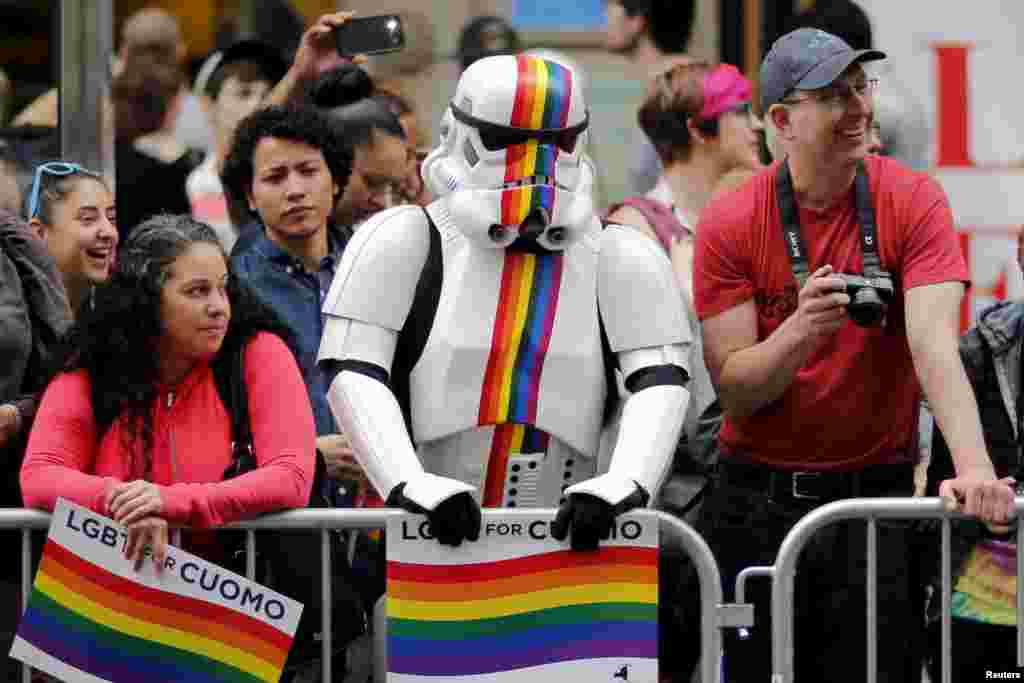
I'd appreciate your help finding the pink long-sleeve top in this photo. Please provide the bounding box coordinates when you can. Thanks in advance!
[21,332,315,530]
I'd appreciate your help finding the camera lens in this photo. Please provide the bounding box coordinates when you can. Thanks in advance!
[847,288,886,327]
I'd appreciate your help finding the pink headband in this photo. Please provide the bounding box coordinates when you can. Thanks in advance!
[699,64,753,121]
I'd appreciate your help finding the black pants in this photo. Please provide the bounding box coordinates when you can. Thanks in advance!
[657,473,708,682]
[927,618,1020,682]
[691,472,924,683]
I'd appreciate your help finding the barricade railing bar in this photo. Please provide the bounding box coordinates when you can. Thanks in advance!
[767,497,1024,683]
[735,565,774,641]
[0,508,725,683]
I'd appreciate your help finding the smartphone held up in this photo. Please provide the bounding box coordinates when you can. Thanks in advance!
[335,14,405,57]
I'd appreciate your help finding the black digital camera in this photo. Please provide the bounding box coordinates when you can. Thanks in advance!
[836,272,895,327]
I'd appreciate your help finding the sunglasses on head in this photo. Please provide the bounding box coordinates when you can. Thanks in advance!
[449,103,589,154]
[27,161,100,220]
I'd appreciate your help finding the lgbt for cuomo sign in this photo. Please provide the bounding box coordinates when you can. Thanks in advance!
[10,498,302,683]
[386,512,659,681]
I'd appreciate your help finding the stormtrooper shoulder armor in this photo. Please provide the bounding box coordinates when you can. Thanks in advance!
[598,223,689,353]
[322,205,431,331]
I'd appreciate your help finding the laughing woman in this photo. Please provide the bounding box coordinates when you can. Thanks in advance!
[24,161,117,317]
[21,214,315,568]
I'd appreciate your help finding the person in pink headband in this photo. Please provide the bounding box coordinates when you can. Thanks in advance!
[611,60,762,250]
[698,63,754,121]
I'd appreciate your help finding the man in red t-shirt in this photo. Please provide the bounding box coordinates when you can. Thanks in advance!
[692,28,1014,683]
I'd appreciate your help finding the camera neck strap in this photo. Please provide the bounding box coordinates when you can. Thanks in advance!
[775,158,882,288]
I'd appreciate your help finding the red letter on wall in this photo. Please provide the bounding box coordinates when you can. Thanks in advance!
[933,43,973,167]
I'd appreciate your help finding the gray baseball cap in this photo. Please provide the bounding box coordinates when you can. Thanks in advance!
[760,28,885,111]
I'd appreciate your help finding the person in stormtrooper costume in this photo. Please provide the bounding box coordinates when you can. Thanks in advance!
[317,53,691,550]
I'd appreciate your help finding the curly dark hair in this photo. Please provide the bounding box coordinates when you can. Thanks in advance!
[220,104,353,218]
[47,213,300,477]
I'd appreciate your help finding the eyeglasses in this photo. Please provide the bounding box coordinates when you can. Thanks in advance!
[27,161,100,220]
[781,78,879,109]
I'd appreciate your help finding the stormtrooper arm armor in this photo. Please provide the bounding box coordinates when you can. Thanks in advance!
[568,224,692,506]
[321,322,474,509]
[570,347,690,505]
[317,206,474,509]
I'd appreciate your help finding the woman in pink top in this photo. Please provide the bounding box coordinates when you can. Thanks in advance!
[21,214,316,570]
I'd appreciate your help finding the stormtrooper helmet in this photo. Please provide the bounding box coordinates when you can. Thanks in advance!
[422,54,596,250]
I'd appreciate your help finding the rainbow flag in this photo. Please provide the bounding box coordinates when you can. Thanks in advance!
[478,250,564,427]
[11,499,302,683]
[500,54,574,226]
[387,512,658,681]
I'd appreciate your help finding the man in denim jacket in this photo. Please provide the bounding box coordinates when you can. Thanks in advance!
[222,105,369,681]
[924,228,1024,681]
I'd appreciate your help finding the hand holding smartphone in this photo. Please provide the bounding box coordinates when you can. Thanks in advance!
[335,14,406,57]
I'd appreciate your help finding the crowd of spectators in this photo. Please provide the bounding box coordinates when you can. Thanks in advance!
[0,1,1019,682]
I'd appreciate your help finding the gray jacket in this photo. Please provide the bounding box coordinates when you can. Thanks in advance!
[0,210,70,506]
[928,300,1024,485]
[926,299,1024,582]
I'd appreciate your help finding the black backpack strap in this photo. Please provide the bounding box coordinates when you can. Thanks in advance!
[230,343,253,458]
[598,298,620,426]
[218,336,328,505]
[390,208,443,441]
[217,339,256,478]
[594,222,623,425]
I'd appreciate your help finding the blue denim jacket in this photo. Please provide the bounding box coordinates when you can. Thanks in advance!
[230,224,351,438]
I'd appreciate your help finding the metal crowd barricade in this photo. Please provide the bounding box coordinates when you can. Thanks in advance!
[0,507,728,683]
[768,497,1024,683]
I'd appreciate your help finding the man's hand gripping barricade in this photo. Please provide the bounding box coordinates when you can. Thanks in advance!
[316,53,691,551]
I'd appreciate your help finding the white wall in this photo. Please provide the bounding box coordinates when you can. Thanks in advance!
[858,0,1024,317]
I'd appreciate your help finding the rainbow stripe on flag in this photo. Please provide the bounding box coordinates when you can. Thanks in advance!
[478,250,564,426]
[387,546,658,677]
[500,55,574,226]
[11,500,300,683]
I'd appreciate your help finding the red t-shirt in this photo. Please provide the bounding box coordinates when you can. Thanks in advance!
[694,155,968,470]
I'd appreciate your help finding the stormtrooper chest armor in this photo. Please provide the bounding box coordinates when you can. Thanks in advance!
[407,208,608,505]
